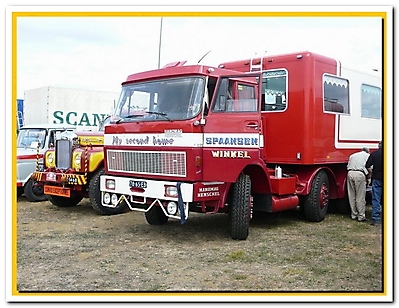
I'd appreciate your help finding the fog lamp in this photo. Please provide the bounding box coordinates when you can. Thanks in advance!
[166,202,178,215]
[103,193,111,204]
[111,194,119,205]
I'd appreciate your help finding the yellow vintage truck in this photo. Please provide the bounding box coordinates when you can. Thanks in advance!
[31,120,127,215]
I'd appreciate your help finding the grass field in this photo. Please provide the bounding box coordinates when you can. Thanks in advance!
[15,196,386,301]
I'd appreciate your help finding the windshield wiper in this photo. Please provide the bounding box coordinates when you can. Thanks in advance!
[145,111,172,121]
[115,111,172,124]
[115,114,143,124]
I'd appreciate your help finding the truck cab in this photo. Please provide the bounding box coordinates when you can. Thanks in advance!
[99,63,266,239]
[16,123,75,201]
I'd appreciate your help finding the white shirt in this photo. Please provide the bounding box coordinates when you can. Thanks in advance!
[347,150,370,175]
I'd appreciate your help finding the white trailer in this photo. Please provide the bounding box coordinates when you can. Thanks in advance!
[23,86,118,129]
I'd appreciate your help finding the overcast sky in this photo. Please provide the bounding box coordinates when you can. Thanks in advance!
[15,10,384,99]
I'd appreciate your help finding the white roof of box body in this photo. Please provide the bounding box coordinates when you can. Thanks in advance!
[23,86,119,128]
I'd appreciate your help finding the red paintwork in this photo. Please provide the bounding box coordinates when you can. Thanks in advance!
[123,65,239,85]
[17,154,43,160]
[104,50,380,213]
[271,195,300,212]
[221,51,347,165]
[270,176,297,195]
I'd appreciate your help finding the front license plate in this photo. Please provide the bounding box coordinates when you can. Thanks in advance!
[44,185,71,197]
[129,180,147,189]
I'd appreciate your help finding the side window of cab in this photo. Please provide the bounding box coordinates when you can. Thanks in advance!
[212,78,257,113]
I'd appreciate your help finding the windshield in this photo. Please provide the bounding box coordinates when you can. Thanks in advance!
[114,77,205,121]
[17,128,47,149]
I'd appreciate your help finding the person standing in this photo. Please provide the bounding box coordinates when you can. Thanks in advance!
[347,147,370,222]
[366,141,383,226]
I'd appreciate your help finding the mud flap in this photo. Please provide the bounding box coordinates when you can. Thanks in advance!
[177,182,186,224]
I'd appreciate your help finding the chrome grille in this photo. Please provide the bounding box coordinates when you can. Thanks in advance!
[107,150,186,177]
[56,139,72,169]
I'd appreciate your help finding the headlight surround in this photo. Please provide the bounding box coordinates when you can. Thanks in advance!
[105,179,116,190]
[45,151,55,168]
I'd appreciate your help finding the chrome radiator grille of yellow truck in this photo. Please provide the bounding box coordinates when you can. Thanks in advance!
[106,150,186,177]
[56,139,72,169]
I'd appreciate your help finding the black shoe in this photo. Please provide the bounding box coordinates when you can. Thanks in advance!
[370,221,380,226]
[358,219,369,223]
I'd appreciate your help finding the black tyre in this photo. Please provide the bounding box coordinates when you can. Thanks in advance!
[303,170,329,222]
[23,178,47,202]
[145,206,169,225]
[17,187,24,198]
[230,173,251,240]
[89,167,128,215]
[47,194,83,207]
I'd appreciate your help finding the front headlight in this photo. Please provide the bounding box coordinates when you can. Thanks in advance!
[45,151,55,168]
[75,154,82,167]
[74,153,82,169]
[105,179,116,190]
[47,153,53,164]
[165,185,178,197]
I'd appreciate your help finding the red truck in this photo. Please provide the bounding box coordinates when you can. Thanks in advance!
[99,51,382,239]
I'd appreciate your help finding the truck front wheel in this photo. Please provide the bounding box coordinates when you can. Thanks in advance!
[303,170,329,222]
[145,206,169,225]
[230,173,251,240]
[24,178,47,202]
[47,194,83,207]
[89,167,128,215]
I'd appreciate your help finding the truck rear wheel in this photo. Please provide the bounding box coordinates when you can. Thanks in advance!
[230,173,251,240]
[24,178,47,202]
[47,194,83,207]
[304,170,329,222]
[89,167,128,215]
[145,206,169,225]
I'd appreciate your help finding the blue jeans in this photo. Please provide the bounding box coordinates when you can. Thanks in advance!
[371,179,382,223]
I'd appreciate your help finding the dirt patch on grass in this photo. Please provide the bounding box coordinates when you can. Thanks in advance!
[15,196,384,298]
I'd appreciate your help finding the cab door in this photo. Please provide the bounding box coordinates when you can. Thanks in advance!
[202,74,262,182]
